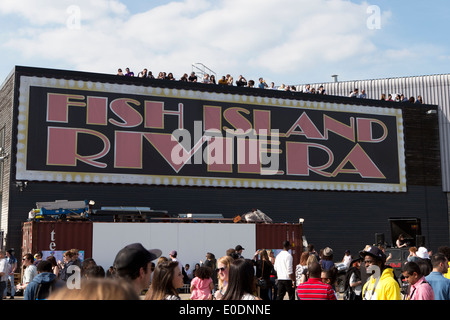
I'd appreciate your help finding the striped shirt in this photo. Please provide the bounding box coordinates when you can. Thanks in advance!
[297,278,337,300]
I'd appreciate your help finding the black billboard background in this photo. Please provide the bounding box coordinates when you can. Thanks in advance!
[25,85,402,185]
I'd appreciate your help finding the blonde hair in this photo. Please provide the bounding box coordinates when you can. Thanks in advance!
[306,253,318,268]
[48,278,139,300]
[217,255,234,289]
[299,252,309,265]
[157,256,169,266]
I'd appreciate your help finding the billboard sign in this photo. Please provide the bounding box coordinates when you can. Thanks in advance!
[16,76,406,192]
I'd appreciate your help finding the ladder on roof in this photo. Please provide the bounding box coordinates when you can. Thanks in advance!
[192,63,216,80]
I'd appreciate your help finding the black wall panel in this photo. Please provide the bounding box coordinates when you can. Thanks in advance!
[7,182,449,261]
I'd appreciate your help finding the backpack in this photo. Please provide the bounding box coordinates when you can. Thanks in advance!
[343,286,356,300]
[343,267,360,301]
[35,280,56,300]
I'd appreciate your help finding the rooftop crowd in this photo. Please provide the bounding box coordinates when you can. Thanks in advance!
[115,67,424,104]
[2,239,449,301]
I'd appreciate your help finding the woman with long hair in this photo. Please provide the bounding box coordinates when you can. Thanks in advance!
[144,260,184,300]
[46,255,60,279]
[214,255,234,300]
[221,259,261,300]
[254,249,273,300]
[295,251,310,286]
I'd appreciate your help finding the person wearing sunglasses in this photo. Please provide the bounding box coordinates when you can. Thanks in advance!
[214,255,234,300]
[16,253,37,292]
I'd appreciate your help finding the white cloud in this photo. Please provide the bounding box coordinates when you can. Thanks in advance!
[0,0,128,26]
[1,0,392,84]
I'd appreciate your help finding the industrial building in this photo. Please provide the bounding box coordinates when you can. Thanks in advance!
[0,66,448,262]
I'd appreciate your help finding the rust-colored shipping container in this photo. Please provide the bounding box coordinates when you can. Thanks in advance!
[256,223,303,266]
[21,221,93,259]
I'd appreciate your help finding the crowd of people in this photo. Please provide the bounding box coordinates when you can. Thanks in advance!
[0,248,107,300]
[115,67,331,94]
[379,92,424,104]
[115,67,425,105]
[1,239,449,301]
[116,67,285,91]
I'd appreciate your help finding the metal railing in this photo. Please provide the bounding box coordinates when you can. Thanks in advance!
[191,63,216,80]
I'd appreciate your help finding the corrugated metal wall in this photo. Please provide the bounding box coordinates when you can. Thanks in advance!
[22,221,93,258]
[256,223,303,266]
[0,73,14,241]
[295,74,450,191]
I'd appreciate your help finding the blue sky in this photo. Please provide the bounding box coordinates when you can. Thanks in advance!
[0,0,449,86]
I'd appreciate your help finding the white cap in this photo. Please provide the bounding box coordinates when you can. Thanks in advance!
[417,247,429,259]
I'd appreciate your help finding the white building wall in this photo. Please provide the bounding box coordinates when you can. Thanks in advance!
[92,222,256,271]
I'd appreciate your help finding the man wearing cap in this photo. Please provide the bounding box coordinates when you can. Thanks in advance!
[416,247,433,275]
[169,250,180,266]
[113,243,161,295]
[360,246,401,300]
[235,245,245,259]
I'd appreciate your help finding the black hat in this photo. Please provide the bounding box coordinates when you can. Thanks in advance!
[235,245,245,251]
[113,243,161,273]
[351,257,362,265]
[359,246,386,263]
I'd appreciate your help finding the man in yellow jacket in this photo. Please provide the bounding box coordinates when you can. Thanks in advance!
[360,246,401,300]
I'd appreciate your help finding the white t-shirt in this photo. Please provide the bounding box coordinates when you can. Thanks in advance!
[23,264,37,284]
[274,250,293,280]
[343,255,352,268]
[241,293,257,300]
[0,258,8,281]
